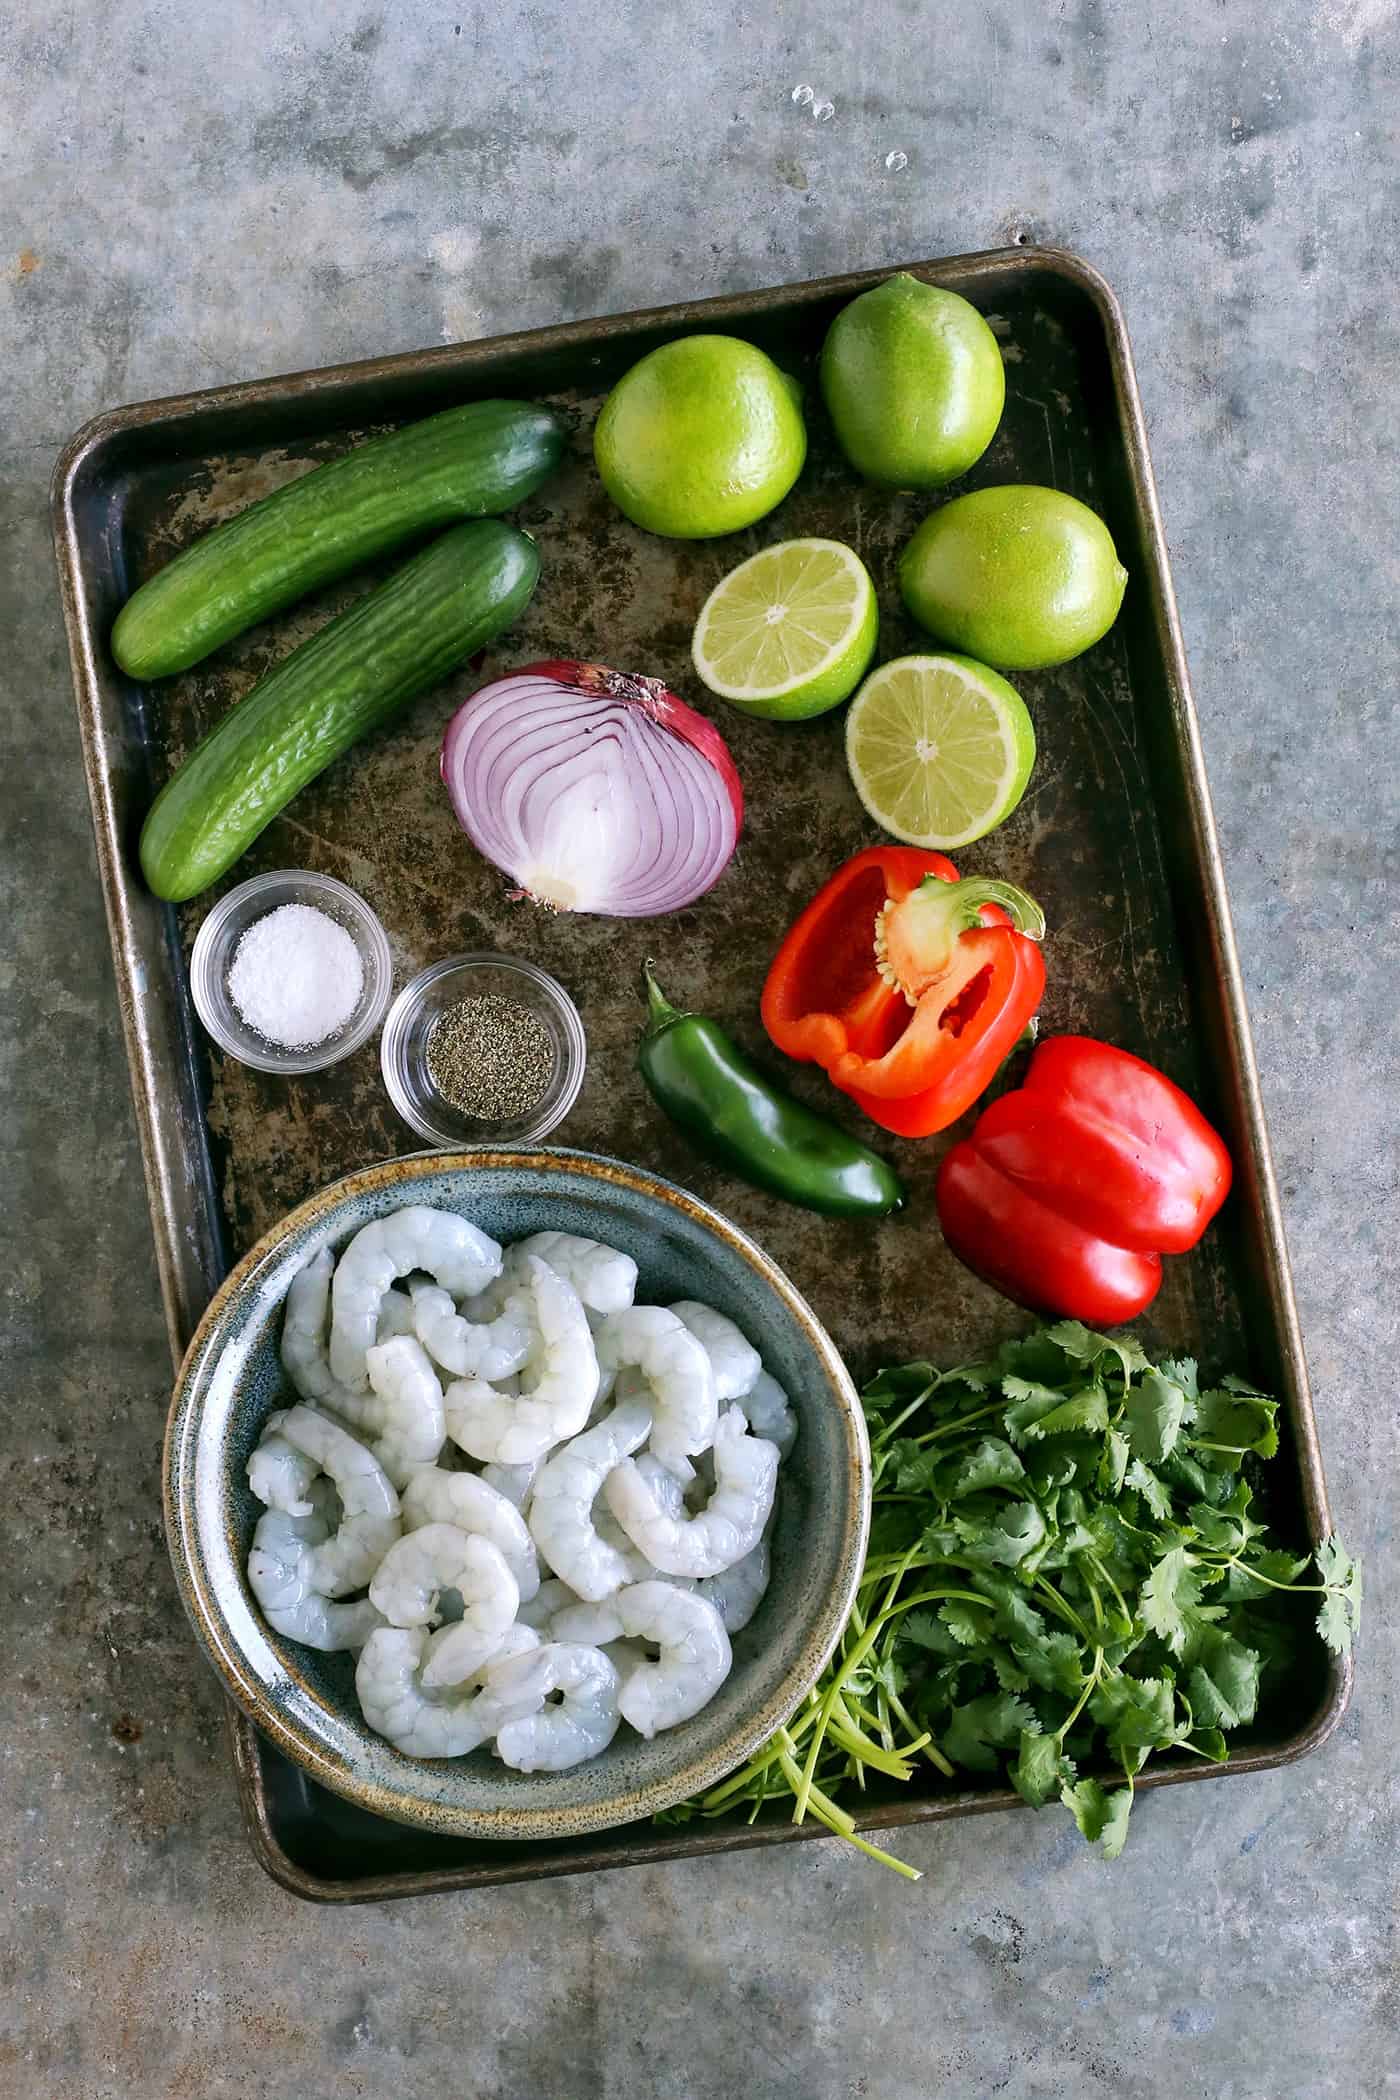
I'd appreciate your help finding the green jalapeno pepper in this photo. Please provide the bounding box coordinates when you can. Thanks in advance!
[637,967,905,1218]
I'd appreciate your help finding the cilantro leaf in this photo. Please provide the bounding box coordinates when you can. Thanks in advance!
[1139,1546,1203,1655]
[949,1437,1026,1496]
[1024,1385,1111,1442]
[1001,1378,1076,1442]
[953,1500,1047,1569]
[1011,1729,1072,1809]
[1158,1356,1199,1399]
[1060,1776,1133,1858]
[885,1439,945,1495]
[991,1646,1031,1692]
[1099,1427,1130,1497]
[1124,1368,1191,1465]
[1089,1672,1179,1767]
[970,1571,1049,1646]
[1183,1624,1259,1728]
[938,1599,994,1649]
[1125,1458,1173,1521]
[1315,1536,1363,1655]
[1044,1320,1149,1385]
[944,1692,1039,1773]
[895,1610,950,1654]
[862,1362,937,1412]
[1190,1388,1279,1460]
[1014,1629,1085,1697]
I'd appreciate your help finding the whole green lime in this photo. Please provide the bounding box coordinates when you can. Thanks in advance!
[820,274,1005,489]
[594,335,806,538]
[898,484,1128,669]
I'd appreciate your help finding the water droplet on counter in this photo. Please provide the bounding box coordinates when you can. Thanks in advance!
[791,83,814,107]
[812,98,835,123]
[884,149,908,173]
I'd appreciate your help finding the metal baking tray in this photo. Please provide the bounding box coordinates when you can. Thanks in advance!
[53,247,1351,1902]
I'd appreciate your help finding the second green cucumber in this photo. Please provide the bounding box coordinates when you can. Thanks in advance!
[113,399,564,678]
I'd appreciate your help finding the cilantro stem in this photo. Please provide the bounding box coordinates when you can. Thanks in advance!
[775,1734,923,1880]
[1204,1554,1330,1596]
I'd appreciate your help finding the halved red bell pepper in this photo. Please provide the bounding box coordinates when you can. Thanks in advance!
[761,844,1046,1139]
[936,1035,1233,1323]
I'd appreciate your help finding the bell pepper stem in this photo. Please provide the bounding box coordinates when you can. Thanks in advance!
[876,873,1046,1001]
[642,961,689,1036]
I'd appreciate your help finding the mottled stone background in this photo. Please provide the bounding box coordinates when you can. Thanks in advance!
[2,3,1395,2096]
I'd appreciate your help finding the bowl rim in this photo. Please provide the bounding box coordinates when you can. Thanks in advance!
[163,1147,871,1840]
[188,868,394,1075]
[379,954,587,1146]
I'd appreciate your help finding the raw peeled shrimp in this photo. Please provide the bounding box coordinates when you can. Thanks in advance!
[274,1405,401,1596]
[604,1407,778,1579]
[695,1535,771,1633]
[401,1466,540,1601]
[420,1617,540,1693]
[593,1306,717,1480]
[409,1280,534,1383]
[368,1523,519,1675]
[670,1302,761,1402]
[247,1488,385,1654]
[362,1335,447,1487]
[513,1232,637,1318]
[329,1206,503,1391]
[492,1643,621,1772]
[482,1456,542,1511]
[562,1582,732,1738]
[730,1369,798,1460]
[526,1402,654,1601]
[444,1257,599,1467]
[355,1624,546,1758]
[589,1451,682,1584]
[247,1409,318,1516]
[280,1246,380,1429]
[612,1459,768,1631]
[516,1576,582,1631]
[376,1287,417,1341]
[561,1497,772,1634]
[469,1231,638,1323]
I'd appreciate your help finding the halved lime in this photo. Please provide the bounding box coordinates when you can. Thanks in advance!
[845,653,1036,849]
[691,538,878,719]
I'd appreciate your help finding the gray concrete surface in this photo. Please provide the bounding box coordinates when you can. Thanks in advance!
[3,2,1397,2095]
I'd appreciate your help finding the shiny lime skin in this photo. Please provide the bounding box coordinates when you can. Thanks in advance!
[593,335,806,539]
[820,274,1005,490]
[898,484,1129,669]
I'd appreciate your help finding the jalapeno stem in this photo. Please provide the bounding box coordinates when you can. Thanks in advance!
[642,961,689,1036]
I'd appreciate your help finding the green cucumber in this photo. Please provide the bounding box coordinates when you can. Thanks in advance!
[140,520,539,901]
[113,399,563,678]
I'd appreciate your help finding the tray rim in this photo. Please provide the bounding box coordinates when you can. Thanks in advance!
[52,241,1352,1903]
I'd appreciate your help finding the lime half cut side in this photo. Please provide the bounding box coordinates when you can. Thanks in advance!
[691,537,878,719]
[844,652,1036,849]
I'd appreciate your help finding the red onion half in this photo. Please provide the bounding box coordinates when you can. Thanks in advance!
[441,660,744,917]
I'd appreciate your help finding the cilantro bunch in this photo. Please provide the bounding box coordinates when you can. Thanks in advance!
[672,1322,1360,1876]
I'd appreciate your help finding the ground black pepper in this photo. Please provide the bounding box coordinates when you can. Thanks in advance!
[426,994,556,1121]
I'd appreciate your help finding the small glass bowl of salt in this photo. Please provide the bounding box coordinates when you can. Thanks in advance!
[189,870,394,1075]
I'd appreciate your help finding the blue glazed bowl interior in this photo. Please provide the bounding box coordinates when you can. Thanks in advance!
[166,1149,870,1841]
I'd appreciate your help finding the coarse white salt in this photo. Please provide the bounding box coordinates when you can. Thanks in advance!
[226,902,364,1049]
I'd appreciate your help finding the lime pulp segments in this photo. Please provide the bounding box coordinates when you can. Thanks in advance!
[691,538,879,719]
[844,653,1036,850]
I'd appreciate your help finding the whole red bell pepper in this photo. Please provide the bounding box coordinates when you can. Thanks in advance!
[761,844,1046,1139]
[936,1035,1233,1323]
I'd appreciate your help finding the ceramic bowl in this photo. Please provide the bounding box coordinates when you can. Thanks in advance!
[164,1149,870,1841]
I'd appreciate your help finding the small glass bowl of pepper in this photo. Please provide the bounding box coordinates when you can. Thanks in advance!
[380,953,586,1148]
